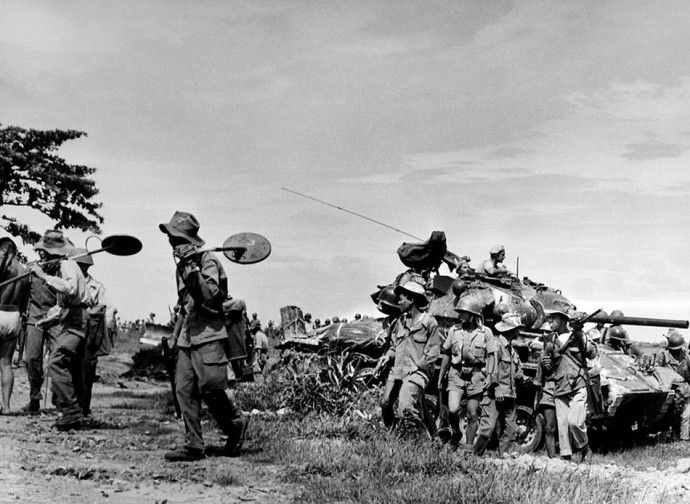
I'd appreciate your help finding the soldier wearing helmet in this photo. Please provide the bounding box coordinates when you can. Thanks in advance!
[656,329,690,441]
[543,307,597,462]
[303,313,314,334]
[604,324,643,358]
[437,295,495,449]
[313,318,321,329]
[532,320,559,458]
[475,244,512,278]
[378,281,440,436]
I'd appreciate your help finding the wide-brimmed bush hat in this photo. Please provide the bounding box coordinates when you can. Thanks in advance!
[159,211,205,246]
[34,229,72,257]
[495,312,525,333]
[394,281,429,308]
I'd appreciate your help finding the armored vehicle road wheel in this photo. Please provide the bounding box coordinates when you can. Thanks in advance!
[515,405,544,454]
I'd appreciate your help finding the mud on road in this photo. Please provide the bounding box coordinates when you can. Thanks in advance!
[0,353,300,504]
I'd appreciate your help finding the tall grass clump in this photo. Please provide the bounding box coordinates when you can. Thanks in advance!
[236,348,376,416]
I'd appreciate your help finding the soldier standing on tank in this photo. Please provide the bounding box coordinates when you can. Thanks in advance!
[378,281,440,436]
[544,307,596,462]
[474,312,525,456]
[604,310,643,358]
[656,329,690,442]
[437,296,495,449]
[303,313,314,333]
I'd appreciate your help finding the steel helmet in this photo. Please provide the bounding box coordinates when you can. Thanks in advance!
[610,309,625,318]
[377,285,399,309]
[608,326,627,341]
[669,332,685,350]
[454,296,483,317]
[305,313,312,320]
[315,318,321,324]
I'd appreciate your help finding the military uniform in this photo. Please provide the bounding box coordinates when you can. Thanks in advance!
[656,347,690,441]
[174,251,243,455]
[443,325,493,398]
[475,334,523,456]
[252,329,269,374]
[550,331,596,457]
[79,274,114,417]
[44,259,90,427]
[382,311,440,431]
[24,274,57,411]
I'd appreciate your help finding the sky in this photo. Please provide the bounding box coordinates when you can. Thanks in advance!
[2,0,690,342]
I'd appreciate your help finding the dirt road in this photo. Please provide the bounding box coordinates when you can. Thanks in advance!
[0,354,299,504]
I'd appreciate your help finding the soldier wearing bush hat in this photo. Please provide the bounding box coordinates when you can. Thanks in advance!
[159,211,248,462]
[657,330,690,441]
[475,313,525,456]
[29,229,89,428]
[378,281,440,436]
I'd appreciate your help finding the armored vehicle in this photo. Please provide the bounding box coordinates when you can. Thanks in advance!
[371,232,689,452]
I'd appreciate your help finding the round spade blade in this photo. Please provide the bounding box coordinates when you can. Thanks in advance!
[101,234,143,256]
[222,232,271,264]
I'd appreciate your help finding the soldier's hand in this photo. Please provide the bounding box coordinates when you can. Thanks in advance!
[30,263,46,280]
[495,389,505,403]
[540,355,553,372]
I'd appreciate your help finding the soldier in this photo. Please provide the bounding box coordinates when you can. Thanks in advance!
[475,245,512,277]
[22,241,58,414]
[354,313,362,321]
[475,313,525,456]
[437,296,494,449]
[251,323,269,376]
[159,211,248,461]
[313,318,322,329]
[304,313,314,333]
[30,230,89,430]
[250,312,260,331]
[544,308,596,462]
[68,248,115,418]
[656,330,690,441]
[378,281,440,435]
[531,322,559,458]
[323,319,331,327]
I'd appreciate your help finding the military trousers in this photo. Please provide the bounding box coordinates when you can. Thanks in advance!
[48,326,85,422]
[381,377,425,431]
[176,340,242,451]
[681,396,690,441]
[80,350,98,417]
[555,387,588,457]
[25,324,49,403]
[474,396,517,456]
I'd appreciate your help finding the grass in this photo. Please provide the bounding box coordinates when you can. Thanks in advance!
[243,415,637,504]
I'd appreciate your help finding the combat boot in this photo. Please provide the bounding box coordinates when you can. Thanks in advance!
[224,415,250,456]
[165,447,205,462]
[21,400,40,415]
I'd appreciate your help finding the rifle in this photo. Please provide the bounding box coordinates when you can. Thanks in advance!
[161,316,183,419]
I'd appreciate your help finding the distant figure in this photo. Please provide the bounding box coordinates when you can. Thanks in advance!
[656,330,690,441]
[354,313,362,321]
[313,318,322,329]
[250,312,261,331]
[323,319,331,327]
[332,316,340,324]
[251,324,269,376]
[304,313,314,333]
[148,312,156,324]
[476,244,512,277]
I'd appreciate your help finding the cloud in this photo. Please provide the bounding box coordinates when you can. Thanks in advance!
[487,146,533,159]
[622,139,686,161]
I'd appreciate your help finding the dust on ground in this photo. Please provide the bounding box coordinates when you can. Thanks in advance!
[0,352,300,504]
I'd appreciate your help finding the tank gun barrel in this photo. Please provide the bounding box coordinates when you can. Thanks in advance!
[587,314,688,329]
